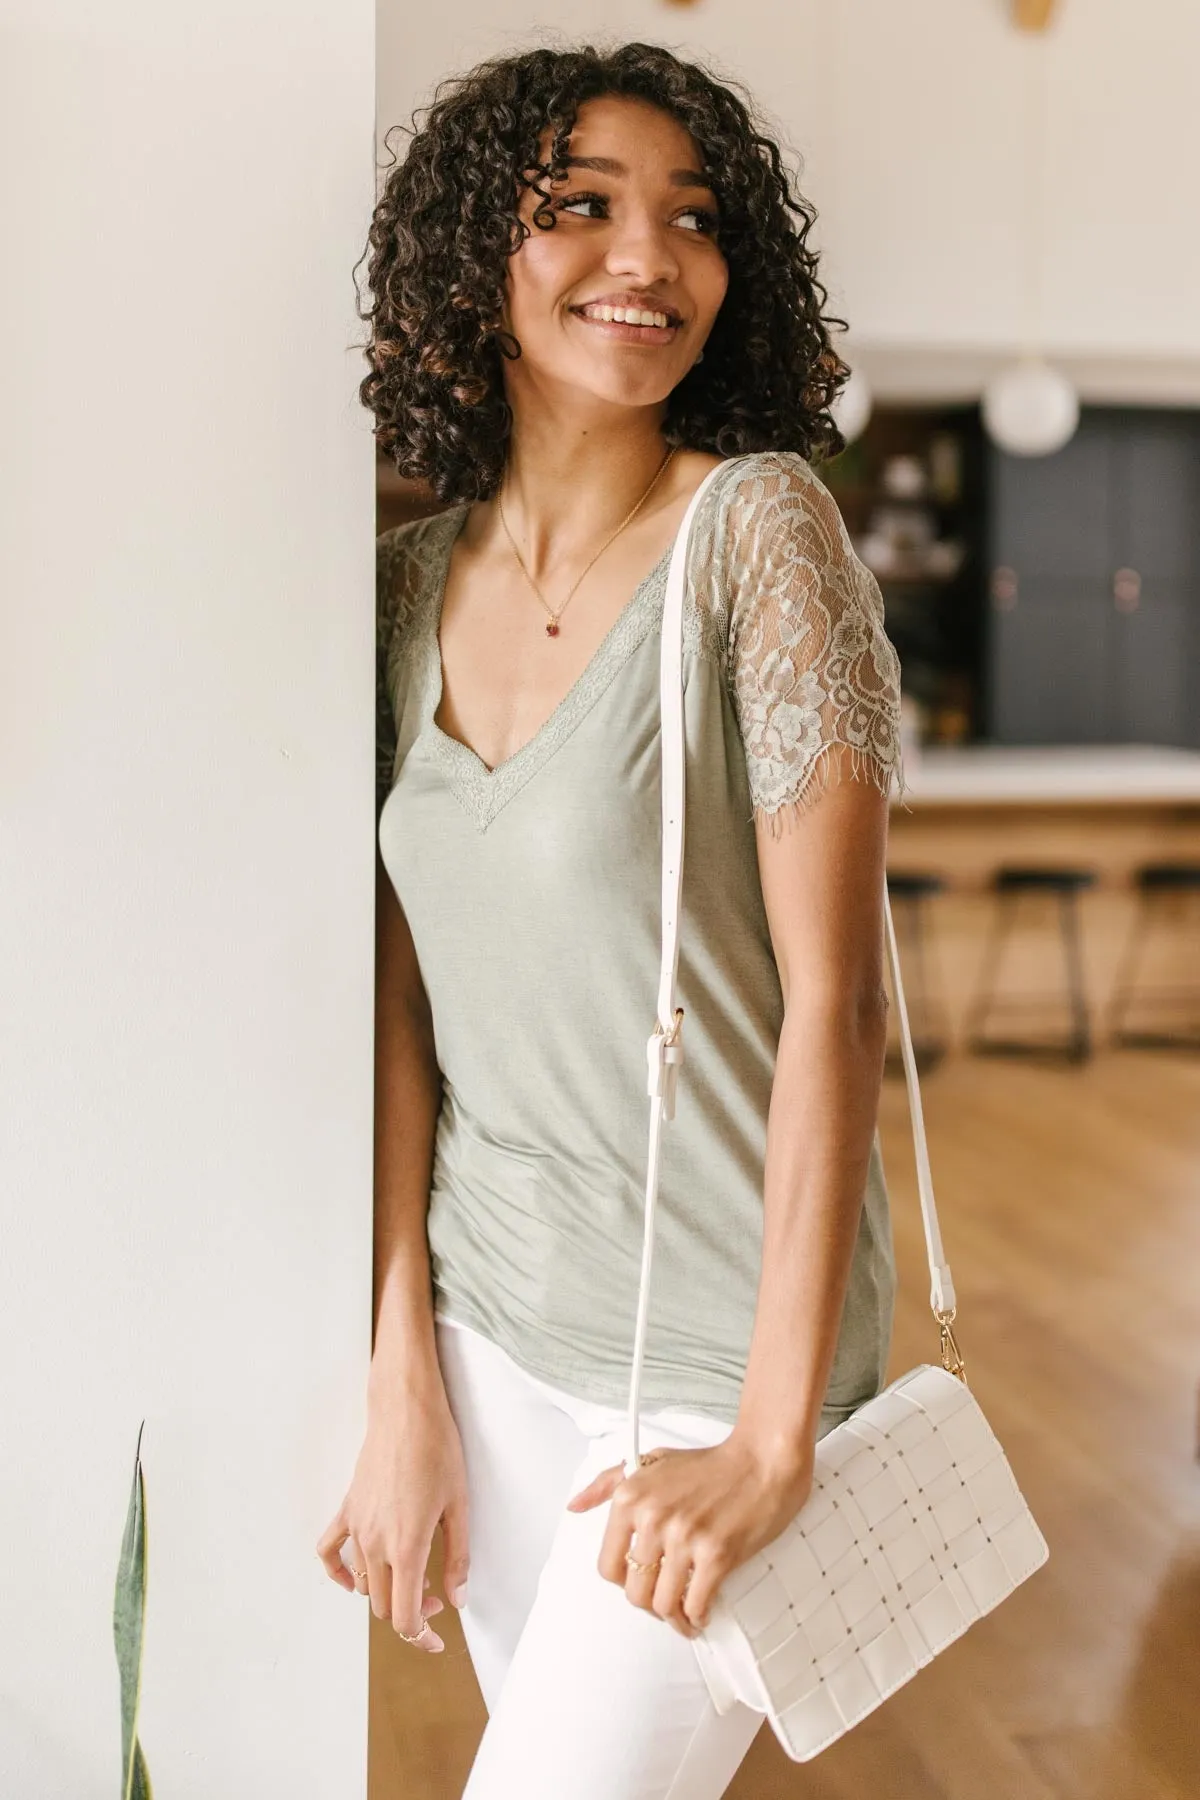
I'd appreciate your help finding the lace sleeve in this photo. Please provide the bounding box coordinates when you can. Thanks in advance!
[724,454,907,835]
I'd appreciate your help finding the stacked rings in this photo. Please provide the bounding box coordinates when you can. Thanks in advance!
[398,1620,433,1644]
[349,1563,432,1644]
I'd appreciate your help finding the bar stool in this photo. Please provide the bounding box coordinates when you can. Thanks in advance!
[885,871,949,1073]
[966,865,1097,1064]
[1107,862,1200,1049]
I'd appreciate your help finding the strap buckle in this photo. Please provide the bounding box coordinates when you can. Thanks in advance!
[657,1007,684,1048]
[647,1008,685,1119]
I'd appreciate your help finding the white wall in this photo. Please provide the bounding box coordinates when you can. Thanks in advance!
[379,0,1200,400]
[1,3,376,1793]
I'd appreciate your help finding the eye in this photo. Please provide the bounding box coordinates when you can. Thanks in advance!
[555,190,609,219]
[553,191,720,237]
[674,206,720,236]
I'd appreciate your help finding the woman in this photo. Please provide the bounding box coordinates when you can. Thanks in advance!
[317,40,906,1798]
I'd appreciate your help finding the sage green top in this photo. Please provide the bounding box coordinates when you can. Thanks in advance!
[376,451,907,1427]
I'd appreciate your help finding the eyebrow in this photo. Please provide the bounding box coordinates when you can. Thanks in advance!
[559,154,716,193]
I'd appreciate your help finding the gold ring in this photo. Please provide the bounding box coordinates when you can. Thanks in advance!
[348,1565,367,1581]
[624,1551,663,1575]
[398,1620,432,1644]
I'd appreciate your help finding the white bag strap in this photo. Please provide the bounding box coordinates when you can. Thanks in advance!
[625,457,957,1476]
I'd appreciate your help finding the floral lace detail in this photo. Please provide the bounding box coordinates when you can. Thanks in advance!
[718,453,907,835]
[375,453,907,836]
[376,512,459,822]
[376,506,728,832]
[422,554,671,832]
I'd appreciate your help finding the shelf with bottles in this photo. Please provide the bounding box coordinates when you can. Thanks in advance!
[819,404,982,590]
[820,404,989,743]
[900,669,978,750]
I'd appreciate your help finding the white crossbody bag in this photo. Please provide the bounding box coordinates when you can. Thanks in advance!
[627,457,1049,1763]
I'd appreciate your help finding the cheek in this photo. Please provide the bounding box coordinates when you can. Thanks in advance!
[699,258,730,324]
[508,232,577,316]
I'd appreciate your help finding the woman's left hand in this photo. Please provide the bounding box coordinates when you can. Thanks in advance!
[565,1431,814,1640]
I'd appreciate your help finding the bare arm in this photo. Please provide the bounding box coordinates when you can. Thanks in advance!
[315,852,467,1642]
[733,755,891,1470]
[368,848,445,1409]
[316,528,471,1643]
[716,458,903,1472]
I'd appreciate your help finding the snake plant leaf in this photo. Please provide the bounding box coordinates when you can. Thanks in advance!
[113,1421,154,1800]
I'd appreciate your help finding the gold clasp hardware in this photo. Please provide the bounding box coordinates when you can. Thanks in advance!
[936,1309,967,1383]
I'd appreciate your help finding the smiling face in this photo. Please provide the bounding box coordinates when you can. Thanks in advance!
[501,94,729,416]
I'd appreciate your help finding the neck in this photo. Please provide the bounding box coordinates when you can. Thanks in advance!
[489,401,674,575]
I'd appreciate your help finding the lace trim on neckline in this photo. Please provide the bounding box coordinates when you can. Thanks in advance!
[414,507,682,833]
[378,453,906,836]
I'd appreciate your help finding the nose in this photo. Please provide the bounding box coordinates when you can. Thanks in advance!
[602,207,681,287]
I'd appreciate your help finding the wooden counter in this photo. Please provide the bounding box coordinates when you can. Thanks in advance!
[893,743,1200,808]
[885,745,1200,1052]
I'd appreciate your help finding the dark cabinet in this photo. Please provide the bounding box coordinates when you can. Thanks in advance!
[984,408,1200,747]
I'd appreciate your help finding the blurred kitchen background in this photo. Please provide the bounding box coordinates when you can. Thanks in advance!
[372,4,1200,1799]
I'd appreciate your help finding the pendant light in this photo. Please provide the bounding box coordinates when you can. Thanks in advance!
[982,20,1079,456]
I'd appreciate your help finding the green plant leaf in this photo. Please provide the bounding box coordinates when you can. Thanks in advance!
[113,1421,153,1800]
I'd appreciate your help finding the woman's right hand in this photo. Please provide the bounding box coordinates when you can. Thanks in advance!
[316,1376,471,1652]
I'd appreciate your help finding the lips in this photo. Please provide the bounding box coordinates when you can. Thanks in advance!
[572,295,682,324]
[569,305,681,344]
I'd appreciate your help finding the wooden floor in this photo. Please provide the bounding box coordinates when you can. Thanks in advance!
[369,1045,1200,1800]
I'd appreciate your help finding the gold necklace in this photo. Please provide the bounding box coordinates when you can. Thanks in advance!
[497,445,678,637]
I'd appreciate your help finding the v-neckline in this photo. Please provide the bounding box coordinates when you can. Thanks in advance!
[418,502,675,828]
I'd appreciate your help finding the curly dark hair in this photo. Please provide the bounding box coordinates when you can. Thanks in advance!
[358,40,850,503]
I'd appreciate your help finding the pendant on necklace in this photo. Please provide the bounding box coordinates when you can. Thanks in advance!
[545,620,560,637]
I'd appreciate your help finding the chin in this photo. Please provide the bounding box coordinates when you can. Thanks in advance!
[570,365,684,408]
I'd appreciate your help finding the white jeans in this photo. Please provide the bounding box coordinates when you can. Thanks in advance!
[434,1315,767,1800]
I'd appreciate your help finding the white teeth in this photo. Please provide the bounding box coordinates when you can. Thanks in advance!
[583,304,673,329]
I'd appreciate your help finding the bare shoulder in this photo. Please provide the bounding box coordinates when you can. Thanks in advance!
[672,447,727,489]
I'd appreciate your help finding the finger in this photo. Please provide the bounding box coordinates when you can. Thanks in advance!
[315,1514,355,1592]
[597,1444,675,1511]
[566,1462,624,1510]
[621,1527,667,1615]
[344,1533,371,1597]
[364,1550,394,1624]
[393,1554,444,1652]
[635,1448,672,1470]
[408,1589,446,1631]
[440,1492,471,1609]
[652,1548,700,1638]
[682,1564,719,1630]
[595,1501,637,1584]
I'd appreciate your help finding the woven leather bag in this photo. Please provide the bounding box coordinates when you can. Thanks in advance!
[626,457,1050,1763]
